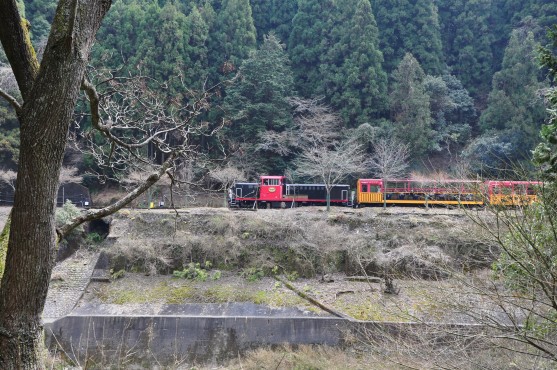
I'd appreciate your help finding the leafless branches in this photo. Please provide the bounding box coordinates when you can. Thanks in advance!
[256,98,342,156]
[369,137,410,180]
[255,130,294,156]
[56,68,222,236]
[0,65,21,114]
[73,67,223,179]
[288,97,342,147]
[59,167,83,185]
[0,167,82,190]
[208,165,245,189]
[0,169,17,190]
[295,141,366,210]
[427,186,557,364]
[296,141,366,187]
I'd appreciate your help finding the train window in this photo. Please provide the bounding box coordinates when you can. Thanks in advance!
[370,186,379,192]
[527,186,536,195]
[361,184,368,192]
[391,181,405,191]
[263,178,280,186]
[495,186,512,195]
[515,184,527,195]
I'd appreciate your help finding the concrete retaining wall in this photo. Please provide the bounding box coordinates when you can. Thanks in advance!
[45,315,354,366]
[44,311,486,367]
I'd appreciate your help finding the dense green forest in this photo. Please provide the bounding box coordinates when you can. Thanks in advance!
[1,0,557,182]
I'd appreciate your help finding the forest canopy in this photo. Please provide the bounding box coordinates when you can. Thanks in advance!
[1,0,556,181]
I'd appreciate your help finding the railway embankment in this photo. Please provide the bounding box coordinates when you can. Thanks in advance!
[39,206,501,366]
[99,206,496,279]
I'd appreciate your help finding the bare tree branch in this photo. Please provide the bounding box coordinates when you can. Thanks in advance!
[295,140,366,210]
[0,65,22,114]
[57,152,177,238]
[369,137,410,180]
[0,169,17,190]
[0,87,21,114]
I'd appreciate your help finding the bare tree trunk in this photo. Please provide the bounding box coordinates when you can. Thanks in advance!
[0,0,111,367]
[383,178,387,209]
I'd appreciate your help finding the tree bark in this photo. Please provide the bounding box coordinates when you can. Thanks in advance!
[0,0,111,367]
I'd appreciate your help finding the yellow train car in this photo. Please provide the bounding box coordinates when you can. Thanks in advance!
[356,179,541,207]
[356,178,484,207]
[486,181,541,206]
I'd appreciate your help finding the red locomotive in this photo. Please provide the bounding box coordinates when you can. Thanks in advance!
[230,176,351,208]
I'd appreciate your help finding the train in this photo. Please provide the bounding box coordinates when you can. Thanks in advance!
[229,175,542,209]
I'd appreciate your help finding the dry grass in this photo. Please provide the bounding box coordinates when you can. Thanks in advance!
[102,206,493,281]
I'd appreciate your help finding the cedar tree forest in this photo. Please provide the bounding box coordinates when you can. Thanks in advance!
[1,0,557,183]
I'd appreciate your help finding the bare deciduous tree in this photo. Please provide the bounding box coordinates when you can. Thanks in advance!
[0,169,17,191]
[289,97,343,147]
[58,166,83,185]
[295,140,366,211]
[455,186,557,363]
[208,164,245,206]
[0,0,220,365]
[368,137,410,208]
[0,64,18,99]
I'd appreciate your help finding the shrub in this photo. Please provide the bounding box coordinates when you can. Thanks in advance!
[55,200,83,232]
[85,232,103,244]
[172,262,220,282]
[241,267,265,282]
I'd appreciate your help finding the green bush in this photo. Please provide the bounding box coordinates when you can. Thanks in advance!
[173,262,220,282]
[241,267,265,282]
[110,269,125,279]
[85,232,103,244]
[55,200,83,232]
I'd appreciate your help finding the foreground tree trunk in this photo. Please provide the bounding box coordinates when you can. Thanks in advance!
[0,0,111,367]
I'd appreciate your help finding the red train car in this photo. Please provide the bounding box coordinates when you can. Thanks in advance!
[230,176,350,208]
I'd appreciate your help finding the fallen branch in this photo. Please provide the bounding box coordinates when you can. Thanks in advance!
[274,275,354,320]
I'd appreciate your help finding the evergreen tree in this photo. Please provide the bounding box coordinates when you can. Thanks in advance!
[438,0,494,98]
[510,0,557,37]
[94,1,200,97]
[389,53,433,157]
[250,0,272,42]
[480,28,547,158]
[372,0,444,75]
[24,0,56,42]
[145,3,190,94]
[269,0,298,44]
[318,0,387,126]
[223,34,294,173]
[93,0,160,70]
[534,25,557,181]
[288,0,333,97]
[184,6,210,89]
[488,0,557,73]
[251,0,298,44]
[207,0,257,82]
[424,74,475,153]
